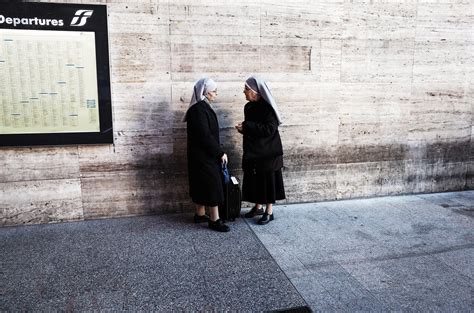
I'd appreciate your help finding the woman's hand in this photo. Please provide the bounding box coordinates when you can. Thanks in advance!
[221,153,228,164]
[235,122,243,133]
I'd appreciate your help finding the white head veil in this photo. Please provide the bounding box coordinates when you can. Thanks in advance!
[245,75,282,125]
[182,77,217,122]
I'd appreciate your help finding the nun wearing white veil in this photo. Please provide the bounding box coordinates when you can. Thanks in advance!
[235,75,286,225]
[184,77,229,232]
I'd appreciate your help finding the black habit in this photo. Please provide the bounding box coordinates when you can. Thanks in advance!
[186,100,224,206]
[242,98,285,204]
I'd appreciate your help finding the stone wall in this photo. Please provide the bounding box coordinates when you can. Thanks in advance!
[1,0,472,226]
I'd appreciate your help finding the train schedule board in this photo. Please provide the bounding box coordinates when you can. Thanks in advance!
[0,3,113,146]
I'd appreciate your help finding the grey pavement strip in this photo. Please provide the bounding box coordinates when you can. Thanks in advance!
[246,190,473,312]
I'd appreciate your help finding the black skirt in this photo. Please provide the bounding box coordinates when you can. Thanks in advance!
[242,168,286,204]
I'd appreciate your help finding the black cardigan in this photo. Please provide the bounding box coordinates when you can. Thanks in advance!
[242,99,283,171]
[187,100,224,162]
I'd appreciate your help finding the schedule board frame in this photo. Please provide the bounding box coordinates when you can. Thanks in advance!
[0,2,113,146]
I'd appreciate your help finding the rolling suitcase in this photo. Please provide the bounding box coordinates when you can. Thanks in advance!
[219,164,242,221]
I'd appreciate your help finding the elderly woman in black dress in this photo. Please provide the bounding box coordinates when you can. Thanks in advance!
[235,75,286,225]
[183,77,229,232]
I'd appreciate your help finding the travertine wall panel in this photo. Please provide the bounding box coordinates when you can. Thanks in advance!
[408,84,471,144]
[336,162,384,199]
[0,179,83,226]
[468,161,474,189]
[341,40,414,83]
[320,40,342,82]
[78,138,172,175]
[413,42,472,83]
[260,2,344,40]
[282,139,338,170]
[171,43,260,73]
[416,2,473,42]
[169,3,260,37]
[107,3,169,34]
[0,147,79,183]
[338,83,411,145]
[112,82,172,131]
[81,171,186,219]
[109,33,170,83]
[283,166,337,203]
[429,161,468,192]
[171,44,312,74]
[261,45,312,72]
[339,3,418,41]
[1,0,471,226]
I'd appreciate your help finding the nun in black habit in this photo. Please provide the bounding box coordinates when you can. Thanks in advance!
[235,75,286,225]
[183,77,229,232]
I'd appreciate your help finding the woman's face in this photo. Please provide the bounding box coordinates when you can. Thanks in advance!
[205,89,218,102]
[243,86,260,102]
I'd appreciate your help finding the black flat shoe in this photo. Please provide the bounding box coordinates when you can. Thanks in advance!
[244,206,264,218]
[257,213,274,225]
[208,219,230,232]
[194,214,210,223]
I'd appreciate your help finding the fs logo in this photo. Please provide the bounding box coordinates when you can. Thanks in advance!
[70,10,93,27]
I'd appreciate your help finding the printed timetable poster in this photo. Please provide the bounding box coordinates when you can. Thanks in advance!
[0,3,113,146]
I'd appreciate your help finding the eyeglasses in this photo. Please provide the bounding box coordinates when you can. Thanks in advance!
[244,87,257,94]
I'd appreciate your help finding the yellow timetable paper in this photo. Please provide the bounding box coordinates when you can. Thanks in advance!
[0,29,100,134]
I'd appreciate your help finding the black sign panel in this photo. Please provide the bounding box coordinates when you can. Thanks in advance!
[0,2,113,146]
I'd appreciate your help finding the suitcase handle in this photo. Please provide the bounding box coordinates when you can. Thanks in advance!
[221,162,230,184]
